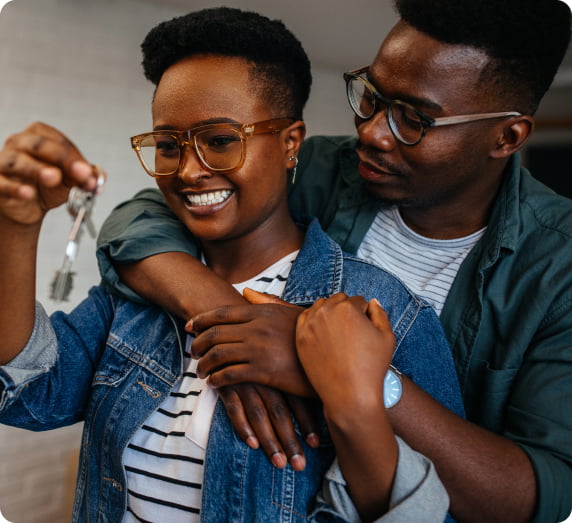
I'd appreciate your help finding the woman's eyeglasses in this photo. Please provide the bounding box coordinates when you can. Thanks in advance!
[131,118,294,177]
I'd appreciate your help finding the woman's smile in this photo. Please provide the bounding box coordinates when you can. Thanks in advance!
[181,188,235,216]
[185,189,233,207]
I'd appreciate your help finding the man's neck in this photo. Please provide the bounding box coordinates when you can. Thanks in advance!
[398,204,491,239]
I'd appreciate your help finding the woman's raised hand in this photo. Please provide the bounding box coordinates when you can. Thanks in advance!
[0,122,99,225]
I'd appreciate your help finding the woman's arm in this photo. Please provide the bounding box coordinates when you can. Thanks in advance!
[0,122,99,363]
[296,295,398,520]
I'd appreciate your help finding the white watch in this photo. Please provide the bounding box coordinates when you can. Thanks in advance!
[383,365,403,408]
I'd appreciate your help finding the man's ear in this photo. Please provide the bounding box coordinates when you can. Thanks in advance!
[284,120,306,159]
[490,115,534,159]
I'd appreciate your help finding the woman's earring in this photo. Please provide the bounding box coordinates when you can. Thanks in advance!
[289,156,298,184]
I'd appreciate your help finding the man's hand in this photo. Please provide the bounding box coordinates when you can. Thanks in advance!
[190,289,321,470]
[217,383,321,471]
[189,289,315,397]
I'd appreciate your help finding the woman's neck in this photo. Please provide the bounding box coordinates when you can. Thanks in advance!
[201,216,304,284]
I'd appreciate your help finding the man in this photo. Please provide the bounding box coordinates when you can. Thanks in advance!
[96,0,572,521]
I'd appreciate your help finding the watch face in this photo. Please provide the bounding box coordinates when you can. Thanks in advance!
[384,369,402,408]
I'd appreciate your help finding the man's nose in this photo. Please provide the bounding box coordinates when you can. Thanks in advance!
[356,109,396,152]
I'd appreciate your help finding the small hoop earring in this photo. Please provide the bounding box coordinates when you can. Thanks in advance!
[289,156,298,184]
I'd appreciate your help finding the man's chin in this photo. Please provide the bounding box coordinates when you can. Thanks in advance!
[364,182,415,208]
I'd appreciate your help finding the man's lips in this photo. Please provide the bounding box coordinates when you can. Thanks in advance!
[358,160,399,182]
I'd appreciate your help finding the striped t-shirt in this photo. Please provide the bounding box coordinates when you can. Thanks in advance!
[122,251,298,522]
[357,207,485,315]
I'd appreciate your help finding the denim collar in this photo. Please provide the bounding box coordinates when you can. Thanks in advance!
[282,218,344,305]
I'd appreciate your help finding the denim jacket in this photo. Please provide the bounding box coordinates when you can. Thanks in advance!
[0,219,464,522]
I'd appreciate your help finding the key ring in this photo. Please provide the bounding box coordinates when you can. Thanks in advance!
[66,165,106,217]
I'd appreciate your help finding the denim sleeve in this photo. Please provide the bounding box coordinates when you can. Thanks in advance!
[96,188,199,303]
[0,302,58,408]
[313,437,449,522]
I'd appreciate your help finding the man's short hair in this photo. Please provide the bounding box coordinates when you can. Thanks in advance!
[141,7,312,119]
[394,0,572,114]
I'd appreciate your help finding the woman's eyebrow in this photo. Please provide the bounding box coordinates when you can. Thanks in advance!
[153,117,239,132]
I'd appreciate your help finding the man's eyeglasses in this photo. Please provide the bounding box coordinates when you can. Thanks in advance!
[343,66,521,146]
[131,118,294,177]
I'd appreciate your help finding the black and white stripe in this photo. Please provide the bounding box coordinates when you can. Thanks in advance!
[357,207,485,315]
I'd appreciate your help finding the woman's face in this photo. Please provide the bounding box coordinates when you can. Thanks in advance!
[151,55,301,244]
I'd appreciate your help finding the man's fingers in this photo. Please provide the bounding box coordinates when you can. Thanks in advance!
[190,304,251,334]
[257,385,306,471]
[232,384,288,468]
[288,395,321,448]
[218,385,259,450]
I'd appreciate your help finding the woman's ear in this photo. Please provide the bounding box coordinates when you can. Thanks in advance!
[490,115,534,159]
[284,120,306,160]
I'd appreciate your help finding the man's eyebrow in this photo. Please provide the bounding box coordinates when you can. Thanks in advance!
[366,72,444,114]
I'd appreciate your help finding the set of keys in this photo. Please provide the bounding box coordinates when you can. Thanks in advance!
[49,167,106,302]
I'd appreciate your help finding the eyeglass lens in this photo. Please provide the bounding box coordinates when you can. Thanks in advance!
[137,128,244,175]
[347,77,426,145]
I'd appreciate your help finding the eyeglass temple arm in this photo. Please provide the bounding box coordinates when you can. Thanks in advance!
[430,111,522,127]
[245,118,294,136]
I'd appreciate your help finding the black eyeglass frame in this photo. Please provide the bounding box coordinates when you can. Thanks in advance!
[131,117,294,177]
[343,66,522,146]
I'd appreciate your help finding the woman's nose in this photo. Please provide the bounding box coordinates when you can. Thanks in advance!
[177,146,212,184]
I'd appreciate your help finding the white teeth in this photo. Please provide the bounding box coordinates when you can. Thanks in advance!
[186,190,232,206]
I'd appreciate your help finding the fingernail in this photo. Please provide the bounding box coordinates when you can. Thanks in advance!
[84,176,97,192]
[245,436,259,449]
[271,452,287,469]
[290,454,306,471]
[306,433,320,448]
[185,319,193,332]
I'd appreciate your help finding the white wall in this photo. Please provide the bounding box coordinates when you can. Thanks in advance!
[0,1,355,521]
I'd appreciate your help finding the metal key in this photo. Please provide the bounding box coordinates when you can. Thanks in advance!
[50,168,105,302]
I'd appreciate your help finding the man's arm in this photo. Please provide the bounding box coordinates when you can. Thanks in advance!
[117,251,246,319]
[293,292,536,523]
[389,378,536,523]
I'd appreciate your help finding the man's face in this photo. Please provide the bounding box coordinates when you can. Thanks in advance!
[355,21,512,233]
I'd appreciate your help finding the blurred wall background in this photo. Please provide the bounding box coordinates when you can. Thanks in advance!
[0,0,570,521]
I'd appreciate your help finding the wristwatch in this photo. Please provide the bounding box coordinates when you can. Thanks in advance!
[383,365,403,408]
